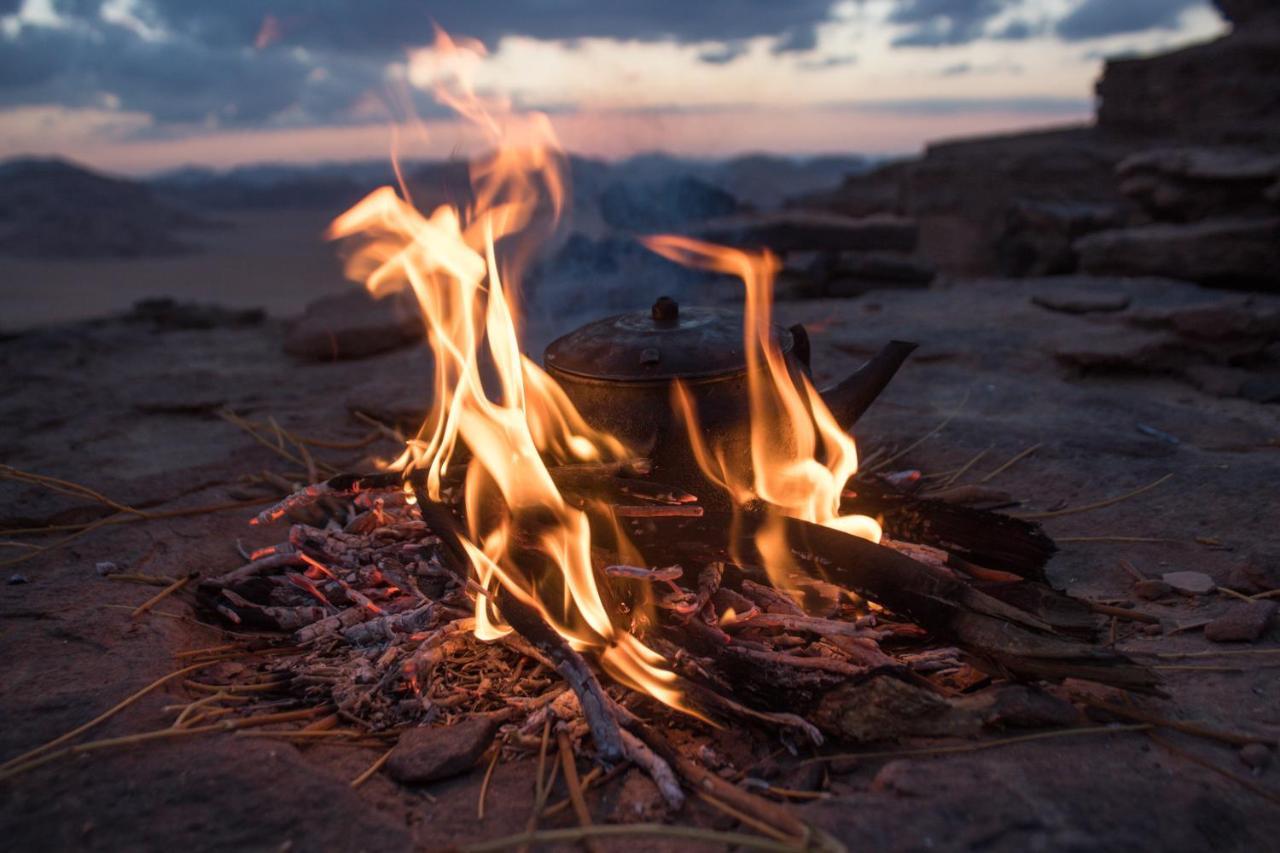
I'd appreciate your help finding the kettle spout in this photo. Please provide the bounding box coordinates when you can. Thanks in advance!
[819,340,918,431]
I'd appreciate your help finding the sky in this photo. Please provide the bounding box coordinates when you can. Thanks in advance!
[0,0,1227,175]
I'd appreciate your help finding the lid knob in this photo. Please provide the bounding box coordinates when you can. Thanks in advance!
[651,296,679,326]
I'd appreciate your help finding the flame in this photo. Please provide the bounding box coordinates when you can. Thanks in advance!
[327,29,683,713]
[643,236,882,595]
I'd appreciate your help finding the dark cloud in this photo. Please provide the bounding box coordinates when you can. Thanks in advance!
[0,0,24,16]
[770,26,819,54]
[698,41,748,65]
[134,1,840,53]
[1056,0,1207,41]
[991,18,1038,40]
[888,0,1013,47]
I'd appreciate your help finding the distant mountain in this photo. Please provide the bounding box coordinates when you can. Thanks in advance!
[0,158,211,260]
[151,160,402,211]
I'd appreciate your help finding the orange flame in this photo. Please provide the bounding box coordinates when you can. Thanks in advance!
[327,29,683,712]
[642,236,881,595]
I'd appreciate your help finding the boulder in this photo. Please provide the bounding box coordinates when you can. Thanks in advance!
[385,716,497,784]
[998,199,1125,276]
[1031,290,1131,315]
[1161,571,1217,595]
[1204,600,1278,642]
[284,289,423,361]
[1075,218,1280,290]
[1117,147,1280,221]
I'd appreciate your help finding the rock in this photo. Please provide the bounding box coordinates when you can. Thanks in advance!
[1133,579,1173,601]
[1240,375,1280,404]
[8,573,28,585]
[127,298,265,330]
[1097,24,1280,145]
[1158,300,1280,341]
[1227,552,1280,593]
[1203,600,1278,642]
[1161,571,1218,595]
[284,289,423,361]
[345,377,431,432]
[1117,147,1280,222]
[607,769,668,823]
[998,200,1124,276]
[1215,0,1280,28]
[1239,743,1272,771]
[1075,218,1280,290]
[385,716,497,784]
[1031,290,1131,315]
[692,211,918,253]
[1184,365,1251,398]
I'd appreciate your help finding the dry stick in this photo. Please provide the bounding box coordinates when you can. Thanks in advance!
[477,745,503,819]
[697,791,798,846]
[1056,536,1181,544]
[1118,559,1146,582]
[868,387,971,474]
[460,823,800,853]
[556,731,601,853]
[173,643,245,659]
[350,745,395,789]
[1017,473,1174,521]
[1218,586,1255,603]
[131,573,195,618]
[978,443,1043,484]
[803,724,1153,767]
[1151,648,1280,660]
[1078,697,1272,747]
[934,446,990,490]
[1085,601,1160,624]
[0,464,146,516]
[1148,732,1280,808]
[0,661,216,772]
[542,766,608,819]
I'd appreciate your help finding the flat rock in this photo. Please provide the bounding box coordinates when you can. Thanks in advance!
[1133,579,1173,600]
[284,289,423,361]
[385,716,497,784]
[1075,218,1280,290]
[1204,600,1278,642]
[692,211,918,253]
[1032,290,1131,315]
[1162,571,1218,595]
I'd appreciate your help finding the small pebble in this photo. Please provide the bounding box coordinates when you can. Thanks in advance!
[95,561,119,576]
[1133,579,1172,600]
[7,573,28,585]
[1162,571,1217,596]
[1239,743,1271,771]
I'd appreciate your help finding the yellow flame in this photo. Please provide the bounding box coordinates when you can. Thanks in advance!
[329,28,682,713]
[643,235,881,595]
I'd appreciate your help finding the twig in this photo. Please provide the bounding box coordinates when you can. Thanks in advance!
[0,661,216,772]
[869,387,970,473]
[1118,559,1146,582]
[350,745,395,788]
[1084,601,1160,624]
[131,573,195,618]
[459,823,801,853]
[697,791,798,846]
[1148,732,1280,807]
[1077,697,1271,747]
[804,724,1152,766]
[477,745,502,819]
[935,447,990,490]
[557,731,600,853]
[1148,648,1280,660]
[978,443,1042,484]
[1016,473,1173,521]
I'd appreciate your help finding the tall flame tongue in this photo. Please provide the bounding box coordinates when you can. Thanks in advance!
[327,30,682,712]
[641,236,882,597]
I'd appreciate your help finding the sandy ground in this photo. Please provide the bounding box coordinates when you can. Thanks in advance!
[1,275,1278,851]
[0,210,353,331]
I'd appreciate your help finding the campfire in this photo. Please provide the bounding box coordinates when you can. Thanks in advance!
[161,30,1158,846]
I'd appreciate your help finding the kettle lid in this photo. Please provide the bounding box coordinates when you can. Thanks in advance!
[543,297,793,383]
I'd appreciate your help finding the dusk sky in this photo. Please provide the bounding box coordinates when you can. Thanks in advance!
[0,1,1226,174]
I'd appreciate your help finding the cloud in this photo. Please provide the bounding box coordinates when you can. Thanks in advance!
[134,1,841,54]
[846,96,1089,116]
[797,54,857,71]
[698,41,748,65]
[770,26,818,54]
[991,18,1038,40]
[1056,0,1207,41]
[888,0,1014,47]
